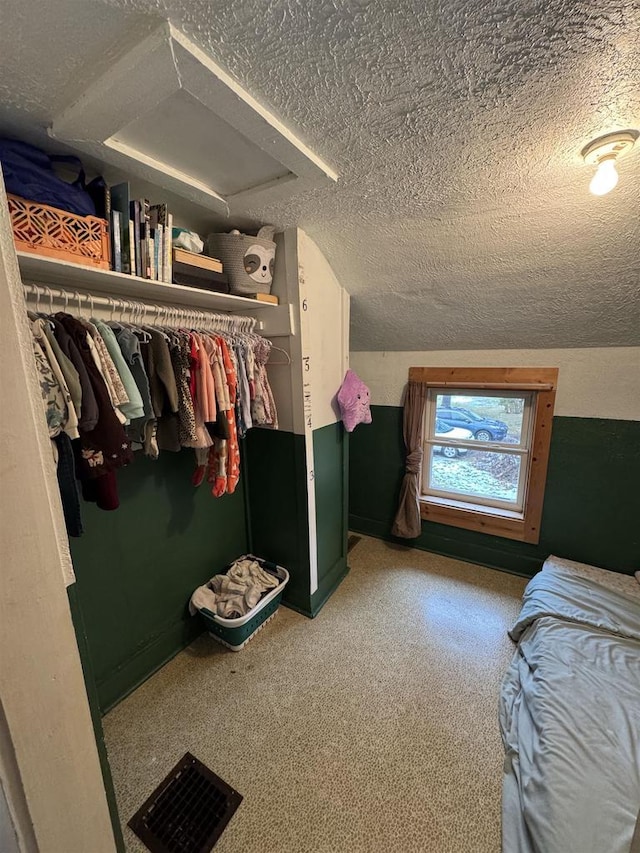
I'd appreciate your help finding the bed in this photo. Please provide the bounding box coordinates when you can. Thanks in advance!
[499,556,640,853]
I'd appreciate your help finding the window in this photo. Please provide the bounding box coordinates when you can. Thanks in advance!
[411,367,559,543]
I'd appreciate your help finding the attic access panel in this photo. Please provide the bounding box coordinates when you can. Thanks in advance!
[116,90,291,197]
[50,23,337,214]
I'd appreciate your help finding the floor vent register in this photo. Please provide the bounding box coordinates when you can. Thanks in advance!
[128,752,243,853]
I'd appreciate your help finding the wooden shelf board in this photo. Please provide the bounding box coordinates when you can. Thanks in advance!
[16,251,277,314]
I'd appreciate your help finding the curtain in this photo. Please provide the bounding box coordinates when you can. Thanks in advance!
[391,381,427,538]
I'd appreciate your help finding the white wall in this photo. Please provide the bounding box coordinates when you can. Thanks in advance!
[350,348,640,420]
[266,228,350,434]
[299,230,350,431]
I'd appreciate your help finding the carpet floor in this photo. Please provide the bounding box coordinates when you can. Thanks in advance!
[103,535,526,853]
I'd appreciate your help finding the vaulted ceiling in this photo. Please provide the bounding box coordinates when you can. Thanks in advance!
[1,0,639,350]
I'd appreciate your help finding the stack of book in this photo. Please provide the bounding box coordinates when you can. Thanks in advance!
[171,250,280,301]
[106,182,173,284]
[172,248,229,293]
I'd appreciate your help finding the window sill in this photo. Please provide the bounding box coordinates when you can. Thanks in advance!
[419,495,538,543]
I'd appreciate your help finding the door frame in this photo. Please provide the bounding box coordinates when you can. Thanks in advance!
[0,174,120,852]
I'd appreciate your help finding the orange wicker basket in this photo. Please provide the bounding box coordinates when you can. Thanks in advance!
[8,194,110,269]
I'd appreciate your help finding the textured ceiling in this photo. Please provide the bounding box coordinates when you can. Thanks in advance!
[1,0,639,350]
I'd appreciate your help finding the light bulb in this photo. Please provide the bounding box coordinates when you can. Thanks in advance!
[589,158,619,196]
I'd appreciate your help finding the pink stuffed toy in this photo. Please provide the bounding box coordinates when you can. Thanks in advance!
[337,370,372,432]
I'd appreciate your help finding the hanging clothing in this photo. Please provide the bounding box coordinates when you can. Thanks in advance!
[82,320,131,420]
[112,325,154,447]
[203,334,229,440]
[26,296,280,531]
[145,329,180,454]
[182,333,214,450]
[32,337,67,437]
[94,320,145,421]
[40,320,83,423]
[93,320,144,422]
[193,332,217,425]
[54,313,133,478]
[252,336,278,429]
[54,432,83,537]
[234,342,252,437]
[51,317,99,432]
[219,336,240,495]
[169,332,198,446]
[32,330,85,534]
[82,326,128,426]
[31,318,79,440]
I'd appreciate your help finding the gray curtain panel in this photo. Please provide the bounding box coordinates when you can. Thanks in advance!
[391,381,427,538]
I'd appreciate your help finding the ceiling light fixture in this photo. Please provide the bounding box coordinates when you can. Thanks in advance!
[581,130,639,196]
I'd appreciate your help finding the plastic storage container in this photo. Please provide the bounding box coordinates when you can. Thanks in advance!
[8,194,110,269]
[197,556,289,651]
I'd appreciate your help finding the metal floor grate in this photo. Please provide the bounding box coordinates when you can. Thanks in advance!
[128,752,243,853]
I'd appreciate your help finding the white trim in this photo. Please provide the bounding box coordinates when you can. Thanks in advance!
[297,251,318,594]
[0,170,117,851]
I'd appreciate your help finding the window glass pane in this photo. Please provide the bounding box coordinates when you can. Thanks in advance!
[427,447,522,505]
[434,393,527,444]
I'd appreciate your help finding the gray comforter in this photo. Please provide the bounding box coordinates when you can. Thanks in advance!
[499,564,640,853]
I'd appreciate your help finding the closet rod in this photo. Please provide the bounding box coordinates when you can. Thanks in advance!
[23,283,262,332]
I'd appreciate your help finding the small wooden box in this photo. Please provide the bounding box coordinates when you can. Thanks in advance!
[7,194,110,269]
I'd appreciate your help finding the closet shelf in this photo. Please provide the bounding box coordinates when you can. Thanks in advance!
[17,250,296,337]
[16,251,277,314]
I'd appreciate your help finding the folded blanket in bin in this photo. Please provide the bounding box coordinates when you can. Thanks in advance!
[189,558,280,619]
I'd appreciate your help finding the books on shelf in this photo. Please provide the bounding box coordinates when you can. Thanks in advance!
[150,203,173,284]
[110,210,122,272]
[108,189,178,283]
[110,183,131,274]
[129,199,141,277]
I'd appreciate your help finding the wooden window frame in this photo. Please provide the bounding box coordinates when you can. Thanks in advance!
[410,367,559,544]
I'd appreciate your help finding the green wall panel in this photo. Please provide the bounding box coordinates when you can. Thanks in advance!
[245,428,312,613]
[349,406,640,576]
[66,585,125,851]
[70,450,248,711]
[311,421,349,615]
[246,424,350,617]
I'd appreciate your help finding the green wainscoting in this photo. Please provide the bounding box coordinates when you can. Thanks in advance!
[69,450,248,712]
[246,423,349,617]
[349,406,640,576]
[69,423,350,713]
[311,421,349,615]
[245,427,312,613]
[66,585,125,852]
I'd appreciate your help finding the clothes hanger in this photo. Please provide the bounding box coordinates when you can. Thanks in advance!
[267,345,292,366]
[106,296,123,330]
[73,290,82,317]
[26,284,41,321]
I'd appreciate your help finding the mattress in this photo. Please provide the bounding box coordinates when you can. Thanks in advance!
[542,554,640,601]
[499,558,640,853]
